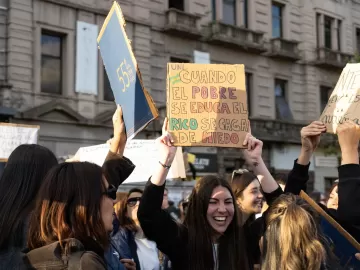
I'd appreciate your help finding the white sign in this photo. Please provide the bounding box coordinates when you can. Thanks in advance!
[0,123,39,161]
[76,140,186,183]
[194,50,210,64]
[75,21,98,95]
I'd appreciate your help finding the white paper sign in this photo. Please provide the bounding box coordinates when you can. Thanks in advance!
[76,140,186,183]
[0,123,39,161]
[75,21,99,95]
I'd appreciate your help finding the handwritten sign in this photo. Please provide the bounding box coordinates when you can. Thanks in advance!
[97,1,158,139]
[320,63,360,133]
[0,123,40,161]
[76,140,186,183]
[167,63,249,148]
[300,191,360,269]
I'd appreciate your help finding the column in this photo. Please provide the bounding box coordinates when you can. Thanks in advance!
[332,19,339,51]
[318,14,325,48]
[236,0,243,27]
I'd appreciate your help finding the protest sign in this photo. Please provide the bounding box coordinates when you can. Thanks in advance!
[76,140,186,183]
[97,1,158,139]
[0,123,39,161]
[300,191,360,269]
[166,63,249,148]
[320,63,360,133]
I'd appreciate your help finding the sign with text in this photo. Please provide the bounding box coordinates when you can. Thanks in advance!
[320,63,360,133]
[76,140,186,183]
[300,191,360,269]
[167,63,249,148]
[0,123,39,161]
[97,1,158,139]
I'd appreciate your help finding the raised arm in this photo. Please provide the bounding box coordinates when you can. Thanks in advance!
[336,122,360,242]
[285,121,326,195]
[243,134,278,193]
[103,105,135,188]
[137,119,181,258]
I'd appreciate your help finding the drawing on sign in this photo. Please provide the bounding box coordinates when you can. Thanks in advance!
[0,123,39,161]
[167,63,250,148]
[320,64,360,133]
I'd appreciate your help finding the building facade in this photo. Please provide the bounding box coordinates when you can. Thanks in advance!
[0,0,358,192]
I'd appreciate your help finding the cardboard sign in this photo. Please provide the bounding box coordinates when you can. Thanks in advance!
[166,63,249,148]
[300,191,360,268]
[76,140,186,183]
[320,63,360,133]
[0,123,40,161]
[97,2,158,139]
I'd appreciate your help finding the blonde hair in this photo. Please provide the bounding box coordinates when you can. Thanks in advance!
[261,194,326,270]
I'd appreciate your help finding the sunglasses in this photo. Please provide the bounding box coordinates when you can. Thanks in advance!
[103,184,117,200]
[127,197,141,207]
[231,169,249,182]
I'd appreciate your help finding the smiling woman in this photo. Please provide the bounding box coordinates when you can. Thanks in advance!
[137,119,249,270]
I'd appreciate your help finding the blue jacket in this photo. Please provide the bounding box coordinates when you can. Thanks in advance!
[111,224,171,270]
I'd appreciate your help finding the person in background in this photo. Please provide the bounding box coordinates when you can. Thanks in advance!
[261,194,328,270]
[138,120,249,270]
[231,135,282,269]
[162,188,180,222]
[309,191,327,206]
[286,121,360,243]
[26,162,118,269]
[327,179,339,210]
[0,144,58,269]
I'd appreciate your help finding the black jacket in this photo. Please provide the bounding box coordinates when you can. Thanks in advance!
[285,160,360,243]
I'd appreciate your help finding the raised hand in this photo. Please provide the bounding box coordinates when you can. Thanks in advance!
[110,105,127,155]
[337,121,360,165]
[120,259,136,270]
[157,118,177,166]
[242,133,263,167]
[301,121,326,153]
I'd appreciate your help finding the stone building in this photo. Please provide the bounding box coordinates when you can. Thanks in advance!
[0,0,358,192]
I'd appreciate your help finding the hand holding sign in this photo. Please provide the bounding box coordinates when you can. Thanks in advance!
[356,253,360,261]
[300,121,326,153]
[157,118,177,166]
[111,105,127,155]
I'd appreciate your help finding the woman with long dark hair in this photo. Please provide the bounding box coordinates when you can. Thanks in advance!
[0,144,58,269]
[137,120,249,270]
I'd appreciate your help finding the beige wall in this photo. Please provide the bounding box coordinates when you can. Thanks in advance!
[0,0,358,163]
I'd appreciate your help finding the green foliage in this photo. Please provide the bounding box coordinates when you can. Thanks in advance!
[350,52,360,63]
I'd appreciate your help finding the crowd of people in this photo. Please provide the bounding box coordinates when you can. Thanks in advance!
[0,105,359,270]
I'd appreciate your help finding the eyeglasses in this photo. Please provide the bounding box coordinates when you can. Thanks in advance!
[127,197,141,207]
[231,169,249,182]
[103,184,117,200]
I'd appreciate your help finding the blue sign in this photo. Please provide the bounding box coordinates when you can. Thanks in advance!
[97,2,158,138]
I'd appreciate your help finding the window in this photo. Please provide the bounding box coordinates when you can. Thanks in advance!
[243,0,249,28]
[103,68,114,101]
[41,31,63,94]
[272,3,283,38]
[170,57,189,63]
[337,20,341,51]
[356,28,360,53]
[245,73,252,116]
[320,86,332,112]
[275,79,293,120]
[324,16,332,49]
[169,0,184,11]
[223,0,236,25]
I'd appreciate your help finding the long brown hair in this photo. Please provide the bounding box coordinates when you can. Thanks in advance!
[231,170,259,224]
[116,188,143,232]
[262,194,326,270]
[184,175,249,270]
[28,162,109,250]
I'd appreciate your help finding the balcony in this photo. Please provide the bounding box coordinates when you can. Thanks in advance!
[164,8,201,39]
[266,38,301,61]
[205,22,266,53]
[250,118,304,144]
[314,48,353,69]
